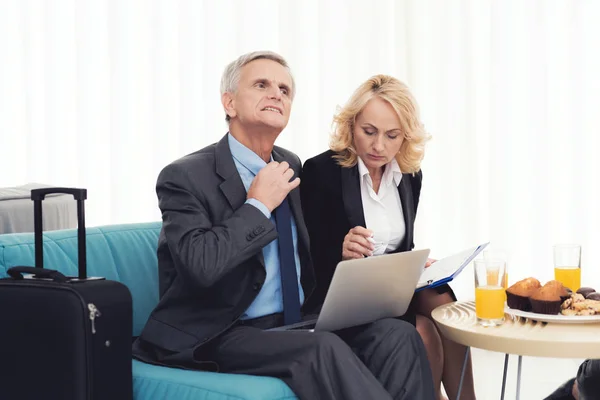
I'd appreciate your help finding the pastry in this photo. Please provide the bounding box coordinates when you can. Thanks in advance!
[506,278,541,311]
[530,286,562,315]
[542,280,570,303]
[560,293,600,316]
[586,292,600,301]
[576,287,596,298]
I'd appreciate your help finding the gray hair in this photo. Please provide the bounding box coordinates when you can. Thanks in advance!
[220,50,296,123]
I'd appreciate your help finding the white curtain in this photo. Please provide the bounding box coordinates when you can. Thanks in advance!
[1,0,599,298]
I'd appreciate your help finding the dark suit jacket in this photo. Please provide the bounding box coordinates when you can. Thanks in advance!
[134,134,315,367]
[300,150,422,311]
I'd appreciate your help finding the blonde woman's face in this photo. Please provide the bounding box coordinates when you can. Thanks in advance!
[353,97,404,171]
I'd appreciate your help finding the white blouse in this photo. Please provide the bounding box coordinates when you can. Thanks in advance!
[357,157,406,255]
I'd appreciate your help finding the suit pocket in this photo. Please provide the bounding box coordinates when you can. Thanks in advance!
[141,317,199,352]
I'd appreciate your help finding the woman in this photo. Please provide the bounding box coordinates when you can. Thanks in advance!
[300,75,475,400]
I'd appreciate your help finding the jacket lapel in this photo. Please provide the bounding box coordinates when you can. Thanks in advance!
[397,174,415,252]
[340,165,366,228]
[340,161,415,252]
[339,158,416,252]
[215,134,246,210]
[215,134,266,267]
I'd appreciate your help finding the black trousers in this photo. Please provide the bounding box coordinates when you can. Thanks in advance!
[545,359,600,400]
[203,316,435,400]
[577,359,600,399]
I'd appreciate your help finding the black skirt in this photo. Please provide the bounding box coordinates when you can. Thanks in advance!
[399,283,457,327]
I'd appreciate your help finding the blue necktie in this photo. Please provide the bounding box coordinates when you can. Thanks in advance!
[274,197,302,325]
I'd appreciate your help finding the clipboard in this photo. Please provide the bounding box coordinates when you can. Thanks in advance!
[415,242,490,292]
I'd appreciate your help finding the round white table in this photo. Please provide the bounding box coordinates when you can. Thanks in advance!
[432,301,600,399]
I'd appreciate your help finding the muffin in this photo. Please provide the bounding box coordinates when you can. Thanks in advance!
[543,280,571,303]
[506,277,542,311]
[530,286,563,315]
[577,287,596,298]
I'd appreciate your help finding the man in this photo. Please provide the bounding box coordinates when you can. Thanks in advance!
[545,359,600,400]
[133,50,435,400]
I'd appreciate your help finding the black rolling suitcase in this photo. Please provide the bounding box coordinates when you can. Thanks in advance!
[0,188,133,400]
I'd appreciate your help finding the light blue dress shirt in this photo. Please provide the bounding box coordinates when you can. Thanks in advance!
[228,133,305,319]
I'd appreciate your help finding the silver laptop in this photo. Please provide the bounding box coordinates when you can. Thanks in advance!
[272,248,430,332]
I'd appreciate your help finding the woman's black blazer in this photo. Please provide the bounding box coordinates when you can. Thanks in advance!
[300,150,423,311]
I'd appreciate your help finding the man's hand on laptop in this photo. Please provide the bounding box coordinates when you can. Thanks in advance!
[247,161,300,212]
[425,258,437,268]
[342,226,375,260]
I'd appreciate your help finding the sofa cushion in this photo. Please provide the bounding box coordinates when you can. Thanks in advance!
[0,222,162,336]
[133,360,296,400]
[0,222,299,400]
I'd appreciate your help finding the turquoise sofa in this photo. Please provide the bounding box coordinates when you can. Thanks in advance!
[0,222,297,400]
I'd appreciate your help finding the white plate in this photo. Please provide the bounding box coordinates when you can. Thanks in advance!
[504,306,600,324]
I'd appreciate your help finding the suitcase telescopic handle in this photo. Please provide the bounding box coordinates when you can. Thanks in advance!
[30,188,87,280]
[30,188,87,202]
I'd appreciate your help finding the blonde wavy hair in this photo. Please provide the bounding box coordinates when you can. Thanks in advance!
[330,75,430,174]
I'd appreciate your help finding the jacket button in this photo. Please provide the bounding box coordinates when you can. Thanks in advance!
[201,337,209,343]
[246,234,253,241]
[253,282,262,291]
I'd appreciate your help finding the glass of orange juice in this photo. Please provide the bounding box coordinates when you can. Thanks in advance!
[474,259,506,327]
[483,250,508,290]
[553,244,581,292]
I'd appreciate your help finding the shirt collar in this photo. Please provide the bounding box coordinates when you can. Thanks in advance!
[357,156,370,179]
[228,132,272,176]
[357,157,403,187]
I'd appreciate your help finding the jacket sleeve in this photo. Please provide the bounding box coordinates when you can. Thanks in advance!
[157,162,278,289]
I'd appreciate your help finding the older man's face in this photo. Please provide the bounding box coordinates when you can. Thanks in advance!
[227,59,293,131]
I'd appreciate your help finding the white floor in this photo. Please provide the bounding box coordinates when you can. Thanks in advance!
[462,348,583,399]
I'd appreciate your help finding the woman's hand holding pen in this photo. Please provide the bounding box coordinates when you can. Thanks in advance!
[342,227,439,267]
[342,226,375,260]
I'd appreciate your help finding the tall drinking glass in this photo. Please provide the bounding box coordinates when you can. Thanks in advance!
[483,250,508,290]
[474,259,506,327]
[553,244,581,292]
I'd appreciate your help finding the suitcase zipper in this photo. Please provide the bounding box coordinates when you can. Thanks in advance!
[1,281,96,399]
[88,303,101,334]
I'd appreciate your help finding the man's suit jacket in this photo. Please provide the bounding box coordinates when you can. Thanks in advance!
[300,150,422,312]
[134,134,315,367]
